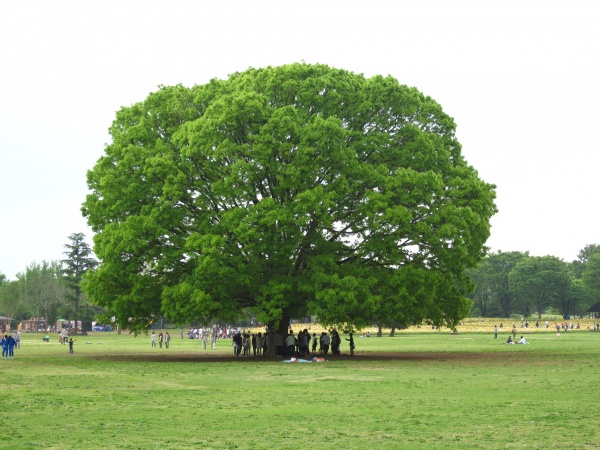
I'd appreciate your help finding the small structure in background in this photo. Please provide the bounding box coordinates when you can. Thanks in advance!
[0,316,12,333]
[587,302,600,319]
[20,317,47,332]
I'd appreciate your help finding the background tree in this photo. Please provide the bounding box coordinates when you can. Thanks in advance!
[571,243,600,278]
[467,259,493,317]
[83,63,496,343]
[559,278,591,319]
[467,251,527,317]
[18,261,66,329]
[510,256,571,319]
[62,232,98,334]
[582,253,600,303]
[0,279,25,327]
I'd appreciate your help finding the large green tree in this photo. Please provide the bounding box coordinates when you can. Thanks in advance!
[62,233,98,334]
[83,63,496,340]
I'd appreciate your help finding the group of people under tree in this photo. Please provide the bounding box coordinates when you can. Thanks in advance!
[232,328,354,357]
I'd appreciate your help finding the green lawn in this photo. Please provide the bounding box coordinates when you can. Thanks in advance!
[2,330,598,449]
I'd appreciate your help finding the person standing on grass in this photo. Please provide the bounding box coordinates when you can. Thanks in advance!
[311,333,318,355]
[331,330,341,355]
[210,332,217,350]
[243,333,251,357]
[151,331,156,348]
[165,332,171,349]
[158,332,164,348]
[494,326,498,339]
[285,332,296,356]
[232,331,242,356]
[346,333,355,356]
[256,333,264,356]
[1,335,7,359]
[15,330,21,349]
[298,330,308,356]
[321,332,330,355]
[68,338,74,353]
[202,332,208,350]
[7,334,15,359]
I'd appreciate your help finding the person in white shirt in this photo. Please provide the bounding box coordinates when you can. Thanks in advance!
[285,332,296,356]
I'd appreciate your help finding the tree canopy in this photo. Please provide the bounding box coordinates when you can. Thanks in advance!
[82,63,496,335]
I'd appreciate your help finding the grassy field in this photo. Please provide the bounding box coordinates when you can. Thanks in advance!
[1,325,598,449]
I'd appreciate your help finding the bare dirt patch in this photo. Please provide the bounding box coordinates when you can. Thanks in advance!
[91,350,522,364]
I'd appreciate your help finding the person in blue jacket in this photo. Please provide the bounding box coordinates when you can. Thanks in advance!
[1,335,8,359]
[7,335,16,358]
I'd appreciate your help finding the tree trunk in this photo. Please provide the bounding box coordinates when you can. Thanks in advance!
[265,309,291,357]
[265,325,276,357]
[377,324,382,337]
[390,326,396,337]
[74,295,79,335]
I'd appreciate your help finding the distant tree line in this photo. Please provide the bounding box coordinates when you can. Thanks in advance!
[3,236,599,326]
[0,233,102,331]
[467,244,600,319]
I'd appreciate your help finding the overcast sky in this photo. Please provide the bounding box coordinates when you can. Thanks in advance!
[1,0,599,280]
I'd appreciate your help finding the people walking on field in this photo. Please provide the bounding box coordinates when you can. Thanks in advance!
[210,332,217,350]
[511,326,517,339]
[15,330,20,349]
[1,334,7,359]
[158,332,164,348]
[165,332,171,349]
[151,331,156,347]
[68,338,74,354]
[494,325,498,339]
[202,332,208,350]
[311,333,318,355]
[7,334,15,358]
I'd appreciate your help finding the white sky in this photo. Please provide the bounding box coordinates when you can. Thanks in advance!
[1,0,599,280]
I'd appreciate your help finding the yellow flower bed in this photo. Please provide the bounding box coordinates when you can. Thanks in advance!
[248,317,600,335]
